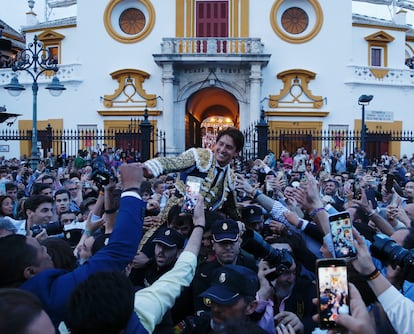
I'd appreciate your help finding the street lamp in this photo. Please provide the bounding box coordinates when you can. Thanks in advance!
[4,35,65,170]
[358,94,374,155]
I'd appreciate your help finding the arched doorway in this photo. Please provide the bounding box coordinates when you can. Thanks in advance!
[185,87,239,149]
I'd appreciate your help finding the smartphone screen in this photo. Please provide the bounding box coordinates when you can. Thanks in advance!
[329,211,357,259]
[316,259,350,329]
[181,176,202,214]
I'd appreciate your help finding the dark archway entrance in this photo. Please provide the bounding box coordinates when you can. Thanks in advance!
[185,87,239,149]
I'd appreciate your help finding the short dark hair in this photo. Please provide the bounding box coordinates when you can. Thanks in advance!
[139,180,153,195]
[41,175,55,183]
[5,183,17,191]
[23,195,53,213]
[216,127,245,153]
[58,210,77,220]
[0,235,37,287]
[54,188,70,200]
[69,172,81,180]
[41,238,77,271]
[153,180,164,189]
[165,175,175,183]
[80,197,97,214]
[167,204,193,227]
[66,271,134,334]
[0,288,47,334]
[31,183,52,196]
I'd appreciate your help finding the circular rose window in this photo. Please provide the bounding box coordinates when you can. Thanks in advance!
[104,0,155,43]
[119,8,146,35]
[270,0,323,44]
[281,7,309,35]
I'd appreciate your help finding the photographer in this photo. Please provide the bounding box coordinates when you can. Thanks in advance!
[351,229,414,334]
[256,239,316,334]
[24,195,55,241]
[350,185,414,296]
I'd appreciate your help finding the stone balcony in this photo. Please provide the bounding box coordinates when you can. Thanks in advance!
[345,64,414,86]
[153,37,271,65]
[0,63,82,86]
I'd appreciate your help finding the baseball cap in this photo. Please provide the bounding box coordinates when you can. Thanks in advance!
[152,227,185,249]
[241,205,263,226]
[64,229,83,248]
[91,233,111,255]
[200,265,259,305]
[211,219,239,242]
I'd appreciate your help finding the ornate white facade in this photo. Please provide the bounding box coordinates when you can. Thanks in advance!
[1,0,414,159]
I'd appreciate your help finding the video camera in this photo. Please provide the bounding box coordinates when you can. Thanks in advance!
[370,234,414,282]
[241,229,294,281]
[90,168,117,186]
[30,221,63,237]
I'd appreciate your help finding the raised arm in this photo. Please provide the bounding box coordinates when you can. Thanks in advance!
[351,228,414,334]
[134,196,205,333]
[352,189,394,236]
[293,171,330,235]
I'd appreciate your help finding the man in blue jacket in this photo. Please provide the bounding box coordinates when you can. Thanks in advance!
[0,162,146,328]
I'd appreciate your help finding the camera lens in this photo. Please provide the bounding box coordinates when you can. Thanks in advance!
[370,234,414,282]
[241,229,293,280]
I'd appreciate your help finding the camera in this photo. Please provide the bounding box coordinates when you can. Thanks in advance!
[90,168,117,186]
[241,229,294,280]
[370,234,414,282]
[30,221,63,237]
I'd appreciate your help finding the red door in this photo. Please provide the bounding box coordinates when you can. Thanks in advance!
[196,1,229,53]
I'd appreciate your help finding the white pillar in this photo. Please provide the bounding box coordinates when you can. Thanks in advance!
[249,63,262,125]
[161,62,177,155]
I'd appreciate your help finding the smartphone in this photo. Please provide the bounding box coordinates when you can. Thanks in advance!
[385,173,395,194]
[329,211,357,259]
[365,187,378,209]
[266,176,275,195]
[316,259,350,329]
[181,176,202,215]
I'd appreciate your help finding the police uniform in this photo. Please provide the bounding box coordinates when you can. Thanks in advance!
[177,265,262,333]
[191,219,257,314]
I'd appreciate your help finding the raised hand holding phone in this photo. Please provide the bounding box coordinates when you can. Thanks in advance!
[181,176,202,215]
[316,258,350,330]
[329,211,357,259]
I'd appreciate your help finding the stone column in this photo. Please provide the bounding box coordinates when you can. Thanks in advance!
[249,63,262,125]
[161,62,176,155]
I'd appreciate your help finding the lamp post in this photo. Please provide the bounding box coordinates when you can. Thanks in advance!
[358,94,373,155]
[4,35,65,170]
[256,108,269,159]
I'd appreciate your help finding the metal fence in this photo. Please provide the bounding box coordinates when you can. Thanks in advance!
[0,122,166,160]
[2,121,413,164]
[242,125,414,163]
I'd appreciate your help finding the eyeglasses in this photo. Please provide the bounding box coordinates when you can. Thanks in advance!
[68,188,77,191]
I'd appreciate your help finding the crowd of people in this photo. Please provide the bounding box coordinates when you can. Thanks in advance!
[0,126,414,334]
